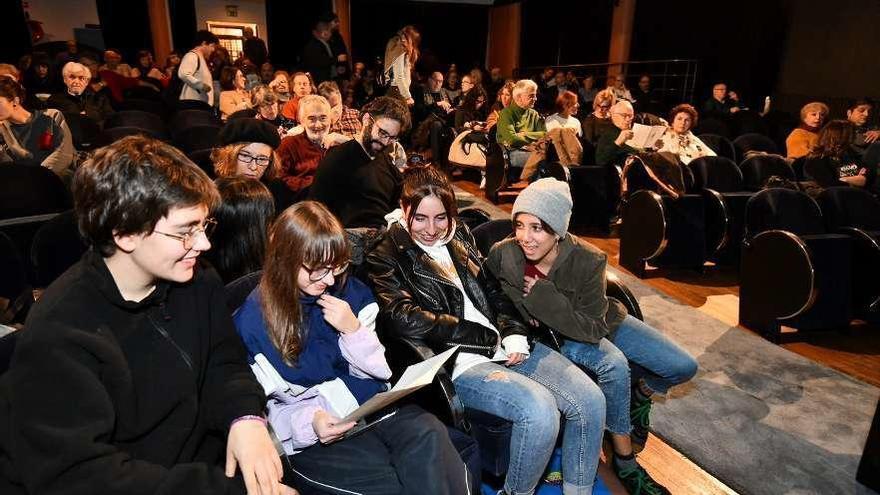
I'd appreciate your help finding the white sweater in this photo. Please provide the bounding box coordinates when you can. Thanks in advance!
[178,50,214,106]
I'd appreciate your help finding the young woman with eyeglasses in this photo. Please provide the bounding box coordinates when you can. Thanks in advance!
[232,200,473,495]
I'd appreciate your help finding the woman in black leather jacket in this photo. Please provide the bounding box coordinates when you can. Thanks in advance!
[365,166,605,495]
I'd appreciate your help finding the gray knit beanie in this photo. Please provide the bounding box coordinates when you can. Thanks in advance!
[511,178,573,235]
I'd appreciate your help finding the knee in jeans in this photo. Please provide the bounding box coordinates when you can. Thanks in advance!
[596,350,630,385]
[673,354,699,384]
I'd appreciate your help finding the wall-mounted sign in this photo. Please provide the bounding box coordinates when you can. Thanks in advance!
[225,5,238,17]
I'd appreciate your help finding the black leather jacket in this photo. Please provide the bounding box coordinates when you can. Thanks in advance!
[365,222,529,358]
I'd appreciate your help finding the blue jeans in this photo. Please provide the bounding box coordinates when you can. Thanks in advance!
[560,315,698,435]
[453,342,605,495]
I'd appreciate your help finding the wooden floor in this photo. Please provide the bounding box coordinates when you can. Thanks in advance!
[455,177,880,494]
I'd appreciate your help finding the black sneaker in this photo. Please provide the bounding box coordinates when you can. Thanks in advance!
[630,392,653,448]
[614,458,670,495]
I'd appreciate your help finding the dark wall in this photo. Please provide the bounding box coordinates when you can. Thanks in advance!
[350,0,489,76]
[168,0,197,53]
[519,0,613,71]
[0,0,31,64]
[95,0,153,64]
[265,0,333,70]
[629,0,789,109]
[775,0,880,115]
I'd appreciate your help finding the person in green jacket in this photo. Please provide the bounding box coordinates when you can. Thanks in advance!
[496,79,547,181]
[486,178,698,495]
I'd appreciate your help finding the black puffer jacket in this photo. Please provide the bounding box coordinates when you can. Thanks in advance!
[365,221,528,357]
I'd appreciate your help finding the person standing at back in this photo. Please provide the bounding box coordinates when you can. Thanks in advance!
[179,30,219,107]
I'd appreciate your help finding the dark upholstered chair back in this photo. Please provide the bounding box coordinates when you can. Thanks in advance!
[688,156,743,192]
[740,154,795,190]
[472,219,513,258]
[818,186,880,232]
[745,188,825,238]
[0,164,72,220]
[698,133,736,162]
[30,210,87,288]
[225,270,262,313]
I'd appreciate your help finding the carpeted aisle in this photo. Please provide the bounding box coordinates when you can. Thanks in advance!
[457,187,880,495]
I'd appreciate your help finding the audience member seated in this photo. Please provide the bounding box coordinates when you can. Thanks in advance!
[786,101,829,159]
[310,96,410,228]
[610,73,633,103]
[485,66,505,104]
[0,135,290,495]
[701,81,741,121]
[21,55,56,106]
[413,71,454,127]
[846,98,879,155]
[578,74,599,113]
[545,90,582,137]
[365,167,607,495]
[277,95,348,199]
[497,79,547,180]
[0,63,20,81]
[99,49,134,78]
[131,50,167,89]
[317,81,362,139]
[259,62,274,84]
[454,84,488,133]
[203,176,274,283]
[657,104,716,164]
[487,178,697,494]
[164,51,181,79]
[268,70,292,104]
[383,25,420,106]
[0,78,75,176]
[48,62,114,125]
[247,84,296,134]
[212,118,294,210]
[281,72,315,122]
[441,70,462,107]
[219,66,252,120]
[804,120,875,190]
[581,88,617,147]
[78,55,114,102]
[597,100,637,168]
[54,40,80,66]
[633,74,665,116]
[232,201,472,494]
[457,73,477,107]
[485,80,514,132]
[179,30,219,108]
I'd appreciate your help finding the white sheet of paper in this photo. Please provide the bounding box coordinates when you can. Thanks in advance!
[625,123,667,149]
[340,345,459,423]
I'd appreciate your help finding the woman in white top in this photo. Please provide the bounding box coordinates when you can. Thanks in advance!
[218,66,252,120]
[656,103,716,164]
[545,90,582,137]
[366,167,606,495]
[383,25,420,106]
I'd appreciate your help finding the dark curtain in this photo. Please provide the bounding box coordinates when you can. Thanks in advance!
[168,0,198,53]
[0,0,32,65]
[95,0,153,64]
[266,0,333,70]
[520,0,614,70]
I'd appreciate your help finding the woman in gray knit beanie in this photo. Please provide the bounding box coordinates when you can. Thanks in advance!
[486,178,698,495]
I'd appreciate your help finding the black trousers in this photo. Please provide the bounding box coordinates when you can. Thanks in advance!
[283,405,475,495]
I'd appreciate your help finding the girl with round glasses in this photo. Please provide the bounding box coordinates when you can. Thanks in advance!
[233,201,473,494]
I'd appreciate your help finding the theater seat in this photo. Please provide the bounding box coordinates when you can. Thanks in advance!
[104,110,169,140]
[733,133,779,163]
[688,156,752,264]
[173,125,221,155]
[30,211,87,289]
[739,154,795,191]
[739,188,852,341]
[817,187,880,321]
[698,133,736,162]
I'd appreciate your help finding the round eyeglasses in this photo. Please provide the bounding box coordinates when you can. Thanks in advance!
[154,218,217,250]
[302,262,349,282]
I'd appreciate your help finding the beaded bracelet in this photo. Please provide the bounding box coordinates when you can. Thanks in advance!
[231,415,268,427]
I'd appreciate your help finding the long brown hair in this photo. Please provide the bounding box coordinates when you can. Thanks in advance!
[400,166,457,232]
[260,201,350,364]
[399,25,421,67]
[810,120,854,159]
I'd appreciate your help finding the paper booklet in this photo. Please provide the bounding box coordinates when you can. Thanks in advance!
[625,123,667,150]
[339,345,460,423]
